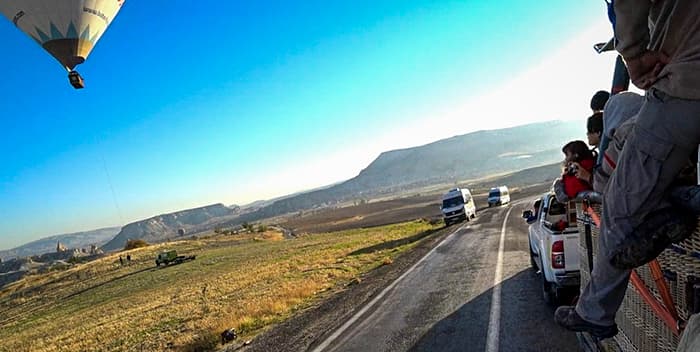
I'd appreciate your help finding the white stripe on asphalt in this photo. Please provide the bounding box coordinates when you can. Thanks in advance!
[486,206,513,352]
[311,222,468,352]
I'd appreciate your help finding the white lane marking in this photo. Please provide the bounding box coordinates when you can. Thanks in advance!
[311,223,469,352]
[486,206,514,352]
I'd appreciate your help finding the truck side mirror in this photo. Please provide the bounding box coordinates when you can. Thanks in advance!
[522,210,533,219]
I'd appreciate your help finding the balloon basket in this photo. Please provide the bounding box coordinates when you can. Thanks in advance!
[68,71,85,89]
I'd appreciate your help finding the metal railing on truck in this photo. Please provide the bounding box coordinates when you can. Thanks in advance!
[574,191,700,352]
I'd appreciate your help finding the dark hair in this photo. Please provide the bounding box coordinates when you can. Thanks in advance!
[562,140,594,162]
[587,111,603,133]
[590,90,610,111]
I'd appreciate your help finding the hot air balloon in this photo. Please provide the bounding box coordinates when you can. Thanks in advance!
[0,0,125,89]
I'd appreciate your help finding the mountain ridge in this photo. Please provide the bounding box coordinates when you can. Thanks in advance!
[0,226,121,261]
[9,120,585,253]
[223,120,582,225]
[101,203,235,251]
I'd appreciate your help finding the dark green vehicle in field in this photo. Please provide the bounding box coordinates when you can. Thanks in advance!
[155,250,196,267]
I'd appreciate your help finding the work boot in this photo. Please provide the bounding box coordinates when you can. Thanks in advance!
[610,206,697,270]
[554,306,618,339]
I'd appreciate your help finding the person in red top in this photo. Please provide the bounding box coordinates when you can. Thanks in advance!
[561,140,595,199]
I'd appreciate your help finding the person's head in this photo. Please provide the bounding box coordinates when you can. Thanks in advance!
[590,90,610,112]
[587,112,603,146]
[562,140,593,163]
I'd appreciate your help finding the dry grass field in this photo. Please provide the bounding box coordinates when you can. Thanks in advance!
[0,220,440,352]
[0,165,558,352]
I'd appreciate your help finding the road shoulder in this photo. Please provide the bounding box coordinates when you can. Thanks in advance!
[230,225,456,352]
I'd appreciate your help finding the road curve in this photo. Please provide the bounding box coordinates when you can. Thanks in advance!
[312,198,579,352]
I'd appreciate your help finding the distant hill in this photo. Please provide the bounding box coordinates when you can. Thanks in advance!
[352,120,578,187]
[49,120,580,251]
[101,204,234,251]
[224,120,582,225]
[469,163,562,191]
[0,227,121,261]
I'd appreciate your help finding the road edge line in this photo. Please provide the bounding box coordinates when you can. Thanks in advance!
[485,206,513,352]
[311,223,467,352]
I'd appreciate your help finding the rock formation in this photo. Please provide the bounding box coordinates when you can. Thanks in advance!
[102,204,233,251]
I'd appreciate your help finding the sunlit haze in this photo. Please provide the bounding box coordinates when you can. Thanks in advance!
[0,1,620,249]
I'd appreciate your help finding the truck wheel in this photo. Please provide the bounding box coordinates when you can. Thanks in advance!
[471,213,476,219]
[529,247,538,271]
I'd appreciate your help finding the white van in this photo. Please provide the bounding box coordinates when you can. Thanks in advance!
[441,188,476,226]
[488,186,510,207]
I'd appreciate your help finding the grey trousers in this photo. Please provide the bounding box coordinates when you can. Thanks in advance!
[576,88,700,326]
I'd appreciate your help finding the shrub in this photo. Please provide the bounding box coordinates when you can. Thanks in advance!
[124,239,149,250]
[67,256,87,264]
[187,329,218,352]
[242,222,255,233]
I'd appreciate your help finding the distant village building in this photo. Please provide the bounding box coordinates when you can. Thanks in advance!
[56,241,68,253]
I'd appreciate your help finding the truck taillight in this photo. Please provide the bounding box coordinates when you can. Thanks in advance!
[552,240,565,269]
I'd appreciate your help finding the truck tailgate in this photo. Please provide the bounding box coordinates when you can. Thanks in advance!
[562,230,579,272]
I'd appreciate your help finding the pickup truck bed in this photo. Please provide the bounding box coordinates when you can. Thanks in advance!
[525,192,580,304]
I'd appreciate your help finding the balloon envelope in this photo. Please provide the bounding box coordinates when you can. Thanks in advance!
[0,0,124,70]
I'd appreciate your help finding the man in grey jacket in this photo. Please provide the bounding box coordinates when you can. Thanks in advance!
[555,0,700,338]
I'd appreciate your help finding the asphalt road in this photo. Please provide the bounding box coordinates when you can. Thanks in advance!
[312,198,580,352]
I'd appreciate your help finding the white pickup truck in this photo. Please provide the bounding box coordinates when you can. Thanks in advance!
[522,192,580,304]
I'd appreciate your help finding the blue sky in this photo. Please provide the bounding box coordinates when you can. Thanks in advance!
[0,1,614,249]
